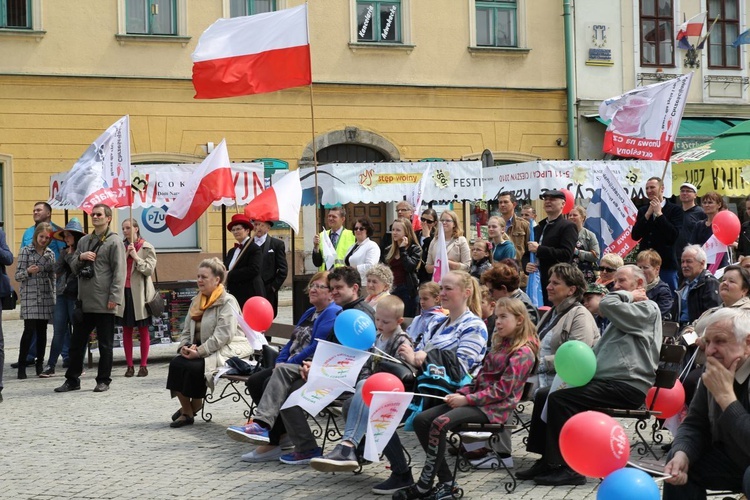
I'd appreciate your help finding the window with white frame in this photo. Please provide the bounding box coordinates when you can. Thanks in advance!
[707,0,740,69]
[127,0,176,35]
[476,0,517,47]
[356,0,401,43]
[230,0,276,17]
[1,0,30,28]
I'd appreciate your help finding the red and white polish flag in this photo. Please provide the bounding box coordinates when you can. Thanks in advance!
[165,139,235,236]
[244,169,302,233]
[192,4,311,99]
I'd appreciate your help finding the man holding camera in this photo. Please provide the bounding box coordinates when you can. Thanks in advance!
[55,204,125,394]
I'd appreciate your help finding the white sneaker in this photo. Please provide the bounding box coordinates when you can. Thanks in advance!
[469,454,514,469]
[241,446,284,463]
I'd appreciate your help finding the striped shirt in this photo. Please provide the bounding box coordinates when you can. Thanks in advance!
[417,310,488,376]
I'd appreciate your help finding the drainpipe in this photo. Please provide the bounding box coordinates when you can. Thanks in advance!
[563,0,578,160]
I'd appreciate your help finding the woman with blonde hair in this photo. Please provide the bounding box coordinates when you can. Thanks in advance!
[596,253,624,292]
[382,217,422,317]
[487,215,516,261]
[425,210,471,274]
[166,258,253,427]
[568,206,599,283]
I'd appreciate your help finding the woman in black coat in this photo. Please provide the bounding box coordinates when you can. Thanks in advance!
[382,218,422,317]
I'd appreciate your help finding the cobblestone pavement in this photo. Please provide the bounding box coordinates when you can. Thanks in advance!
[0,291,669,499]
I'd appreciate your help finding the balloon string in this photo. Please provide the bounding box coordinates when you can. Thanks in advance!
[373,347,406,365]
[626,460,671,477]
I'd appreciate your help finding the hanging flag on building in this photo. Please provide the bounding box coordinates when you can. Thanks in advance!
[599,73,693,161]
[432,219,450,283]
[732,28,750,47]
[281,340,371,416]
[244,169,302,232]
[165,139,235,236]
[676,12,706,49]
[583,166,638,258]
[191,4,311,99]
[52,115,131,213]
[364,391,414,463]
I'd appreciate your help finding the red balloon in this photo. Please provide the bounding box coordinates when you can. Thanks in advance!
[561,188,575,215]
[712,210,741,246]
[362,372,405,407]
[242,296,274,332]
[559,411,629,478]
[645,380,685,419]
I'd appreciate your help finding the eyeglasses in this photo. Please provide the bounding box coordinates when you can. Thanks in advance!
[309,284,329,290]
[91,213,106,218]
[599,267,617,273]
[420,218,435,224]
[440,219,452,224]
[353,226,366,231]
[396,208,410,213]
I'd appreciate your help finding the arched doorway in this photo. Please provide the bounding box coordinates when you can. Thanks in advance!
[317,143,389,246]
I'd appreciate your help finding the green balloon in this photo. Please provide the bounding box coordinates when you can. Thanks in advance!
[554,340,597,387]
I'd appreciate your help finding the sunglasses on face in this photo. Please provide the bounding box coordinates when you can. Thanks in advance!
[420,218,435,224]
[354,226,366,231]
[600,267,617,273]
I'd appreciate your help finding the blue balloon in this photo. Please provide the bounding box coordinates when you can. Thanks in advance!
[597,468,659,500]
[334,309,376,350]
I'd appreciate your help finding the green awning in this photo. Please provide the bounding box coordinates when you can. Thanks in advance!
[593,115,746,152]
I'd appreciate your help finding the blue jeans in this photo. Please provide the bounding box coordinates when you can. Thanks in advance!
[48,295,76,369]
[341,380,369,445]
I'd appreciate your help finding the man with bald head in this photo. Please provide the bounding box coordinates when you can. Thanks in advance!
[519,265,662,486]
[664,308,750,499]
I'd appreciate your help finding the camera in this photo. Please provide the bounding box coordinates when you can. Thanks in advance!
[79,264,95,280]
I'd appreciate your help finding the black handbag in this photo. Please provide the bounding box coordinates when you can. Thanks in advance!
[1,289,17,310]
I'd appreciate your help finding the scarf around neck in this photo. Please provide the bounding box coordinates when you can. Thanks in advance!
[190,284,225,321]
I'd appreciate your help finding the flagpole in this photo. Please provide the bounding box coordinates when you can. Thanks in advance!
[308,83,319,231]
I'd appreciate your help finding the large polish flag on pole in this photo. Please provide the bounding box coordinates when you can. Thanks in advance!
[192,4,311,99]
[165,139,235,236]
[244,169,302,232]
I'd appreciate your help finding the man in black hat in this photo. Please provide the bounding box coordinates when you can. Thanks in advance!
[224,214,265,310]
[523,190,578,306]
[252,220,287,318]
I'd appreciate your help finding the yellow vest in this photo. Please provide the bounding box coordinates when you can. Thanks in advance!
[318,229,356,271]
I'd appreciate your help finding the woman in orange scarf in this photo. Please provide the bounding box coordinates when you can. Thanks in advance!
[166,258,253,428]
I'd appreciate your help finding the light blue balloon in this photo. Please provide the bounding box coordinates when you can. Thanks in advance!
[597,468,659,500]
[334,309,376,350]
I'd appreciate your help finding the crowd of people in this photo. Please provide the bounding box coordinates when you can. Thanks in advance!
[2,180,749,499]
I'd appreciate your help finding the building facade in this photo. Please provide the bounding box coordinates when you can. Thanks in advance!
[0,0,570,279]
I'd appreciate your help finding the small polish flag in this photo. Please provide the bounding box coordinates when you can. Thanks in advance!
[165,139,235,236]
[676,12,706,48]
[192,5,311,99]
[244,169,302,233]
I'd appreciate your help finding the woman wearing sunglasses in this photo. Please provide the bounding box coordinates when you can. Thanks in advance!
[417,208,438,284]
[343,216,380,276]
[595,253,624,292]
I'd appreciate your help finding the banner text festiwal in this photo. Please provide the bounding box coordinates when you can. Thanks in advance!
[50,163,267,209]
[482,160,671,202]
[294,161,483,206]
[599,73,693,160]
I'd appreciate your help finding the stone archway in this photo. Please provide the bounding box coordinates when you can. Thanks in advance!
[299,127,400,168]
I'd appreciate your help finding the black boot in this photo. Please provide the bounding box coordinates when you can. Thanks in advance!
[36,360,44,376]
[18,364,27,380]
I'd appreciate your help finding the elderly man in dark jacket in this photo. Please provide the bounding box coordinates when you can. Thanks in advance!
[663,308,750,499]
[672,245,721,328]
